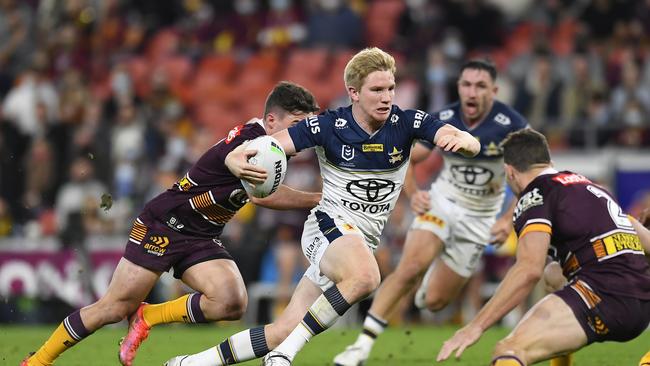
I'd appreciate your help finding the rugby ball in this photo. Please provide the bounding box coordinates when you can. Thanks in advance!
[240,135,288,198]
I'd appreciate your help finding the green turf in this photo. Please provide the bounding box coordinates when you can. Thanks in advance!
[2,324,647,365]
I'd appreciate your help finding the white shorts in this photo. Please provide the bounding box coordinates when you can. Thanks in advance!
[301,209,365,291]
[409,190,495,278]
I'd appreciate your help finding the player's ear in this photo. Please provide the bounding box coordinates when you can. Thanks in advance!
[265,112,277,129]
[347,86,359,102]
[504,164,515,180]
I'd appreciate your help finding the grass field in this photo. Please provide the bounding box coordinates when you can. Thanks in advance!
[2,324,648,365]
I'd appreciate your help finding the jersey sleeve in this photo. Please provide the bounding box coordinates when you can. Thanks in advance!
[287,114,326,152]
[409,109,445,144]
[513,181,555,239]
[509,107,530,131]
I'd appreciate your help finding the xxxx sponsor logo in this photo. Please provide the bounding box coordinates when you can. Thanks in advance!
[144,236,170,256]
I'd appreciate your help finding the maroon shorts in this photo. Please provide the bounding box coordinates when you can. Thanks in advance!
[123,216,233,279]
[555,278,650,344]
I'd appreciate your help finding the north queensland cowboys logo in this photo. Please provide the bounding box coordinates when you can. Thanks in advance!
[342,145,354,161]
[346,179,395,202]
[494,113,511,126]
[439,109,454,120]
[450,165,494,185]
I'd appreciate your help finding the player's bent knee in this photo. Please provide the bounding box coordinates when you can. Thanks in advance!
[493,339,527,365]
[221,296,247,320]
[203,290,248,320]
[423,296,449,312]
[349,271,381,299]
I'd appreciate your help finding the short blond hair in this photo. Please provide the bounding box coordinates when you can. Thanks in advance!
[344,47,396,91]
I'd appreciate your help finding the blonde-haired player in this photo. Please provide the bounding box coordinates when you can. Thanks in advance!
[165,47,479,366]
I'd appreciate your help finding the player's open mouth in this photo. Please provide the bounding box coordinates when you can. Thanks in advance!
[377,107,390,114]
[464,102,478,114]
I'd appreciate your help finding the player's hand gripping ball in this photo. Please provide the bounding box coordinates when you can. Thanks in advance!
[240,135,288,198]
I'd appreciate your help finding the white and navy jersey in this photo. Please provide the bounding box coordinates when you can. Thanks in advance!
[288,105,444,248]
[421,100,528,216]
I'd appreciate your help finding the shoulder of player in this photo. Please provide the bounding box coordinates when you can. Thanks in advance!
[490,100,528,129]
[513,176,556,225]
[306,107,348,129]
[522,172,569,199]
[545,170,595,189]
[396,106,435,127]
[430,102,460,122]
[221,121,266,146]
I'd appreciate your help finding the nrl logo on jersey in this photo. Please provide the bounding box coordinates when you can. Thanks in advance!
[335,118,348,129]
[439,109,454,120]
[166,216,185,231]
[494,113,511,126]
[342,145,354,161]
[388,147,403,164]
[390,114,399,125]
[514,188,544,219]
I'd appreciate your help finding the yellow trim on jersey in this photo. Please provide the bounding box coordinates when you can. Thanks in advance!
[519,223,552,238]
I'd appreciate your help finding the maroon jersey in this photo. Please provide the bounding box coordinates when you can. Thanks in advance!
[142,121,265,238]
[513,170,650,300]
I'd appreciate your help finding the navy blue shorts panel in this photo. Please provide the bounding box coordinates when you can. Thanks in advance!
[555,280,650,344]
[123,217,233,279]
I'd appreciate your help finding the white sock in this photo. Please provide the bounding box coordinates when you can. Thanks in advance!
[274,285,351,360]
[273,321,314,360]
[182,346,221,366]
[184,326,268,365]
[355,312,388,349]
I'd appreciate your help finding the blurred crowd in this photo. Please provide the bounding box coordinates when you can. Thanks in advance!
[0,0,649,294]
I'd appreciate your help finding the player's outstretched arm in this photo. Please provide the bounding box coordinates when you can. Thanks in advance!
[437,231,550,362]
[271,129,298,156]
[433,124,480,158]
[251,184,321,210]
